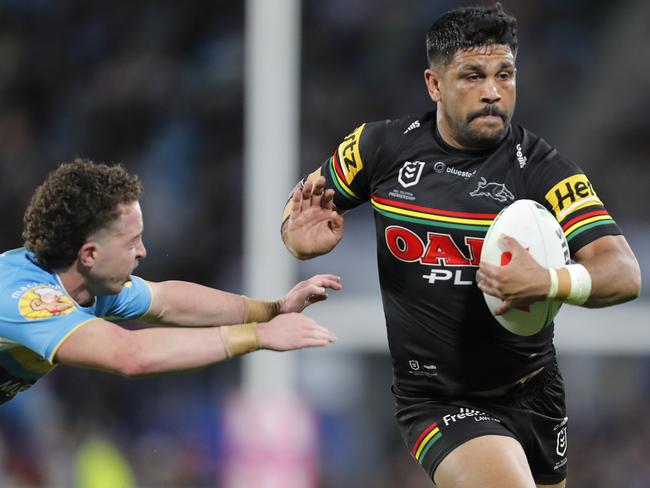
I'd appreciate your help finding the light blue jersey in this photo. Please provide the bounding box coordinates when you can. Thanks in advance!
[0,248,152,404]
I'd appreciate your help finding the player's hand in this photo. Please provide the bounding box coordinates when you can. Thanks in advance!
[278,274,342,313]
[476,235,551,314]
[256,313,337,351]
[283,176,345,259]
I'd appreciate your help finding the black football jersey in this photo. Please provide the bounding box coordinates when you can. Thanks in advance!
[318,110,621,396]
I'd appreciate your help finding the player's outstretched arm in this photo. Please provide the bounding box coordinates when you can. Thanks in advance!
[477,234,641,314]
[144,274,341,327]
[54,314,336,377]
[281,172,345,260]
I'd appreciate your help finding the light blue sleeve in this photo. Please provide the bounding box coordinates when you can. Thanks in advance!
[95,275,153,321]
[0,295,97,363]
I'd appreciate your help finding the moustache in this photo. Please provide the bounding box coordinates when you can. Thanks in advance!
[467,105,508,123]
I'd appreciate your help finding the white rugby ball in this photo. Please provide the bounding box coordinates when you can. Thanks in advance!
[480,199,570,336]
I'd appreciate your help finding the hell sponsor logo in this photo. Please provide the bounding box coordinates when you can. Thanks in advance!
[544,174,602,221]
[385,226,483,286]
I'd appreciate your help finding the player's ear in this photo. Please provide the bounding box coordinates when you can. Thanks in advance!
[424,67,443,103]
[78,242,98,267]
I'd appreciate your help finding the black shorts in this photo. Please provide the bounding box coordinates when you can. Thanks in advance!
[394,360,568,485]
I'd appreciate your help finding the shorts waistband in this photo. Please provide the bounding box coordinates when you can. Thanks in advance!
[467,366,545,397]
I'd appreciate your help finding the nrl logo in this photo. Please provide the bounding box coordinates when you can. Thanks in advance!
[398,161,426,188]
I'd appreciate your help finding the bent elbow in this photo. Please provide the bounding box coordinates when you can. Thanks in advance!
[627,268,642,301]
[615,263,642,304]
[112,340,149,378]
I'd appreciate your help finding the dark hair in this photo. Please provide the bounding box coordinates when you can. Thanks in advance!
[23,158,143,269]
[426,3,518,66]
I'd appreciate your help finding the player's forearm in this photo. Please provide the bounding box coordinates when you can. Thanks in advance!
[147,280,281,326]
[281,228,328,260]
[117,324,262,377]
[578,249,641,307]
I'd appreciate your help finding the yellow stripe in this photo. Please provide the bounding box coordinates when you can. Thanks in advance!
[337,124,365,184]
[48,318,97,364]
[331,161,359,199]
[565,215,613,236]
[415,427,440,460]
[141,279,155,318]
[371,199,493,226]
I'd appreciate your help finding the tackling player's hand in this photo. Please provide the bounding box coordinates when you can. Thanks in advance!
[283,176,345,259]
[476,235,551,315]
[278,274,342,313]
[257,313,337,351]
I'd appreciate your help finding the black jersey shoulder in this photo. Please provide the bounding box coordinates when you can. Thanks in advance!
[358,111,436,176]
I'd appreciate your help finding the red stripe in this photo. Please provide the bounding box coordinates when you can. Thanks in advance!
[332,151,348,183]
[411,422,439,455]
[372,195,497,219]
[562,209,609,231]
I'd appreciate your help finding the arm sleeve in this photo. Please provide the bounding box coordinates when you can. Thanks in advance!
[522,149,622,254]
[95,275,153,321]
[318,121,393,210]
[0,297,97,364]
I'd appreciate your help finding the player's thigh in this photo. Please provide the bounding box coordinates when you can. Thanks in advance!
[434,434,536,488]
[536,482,565,488]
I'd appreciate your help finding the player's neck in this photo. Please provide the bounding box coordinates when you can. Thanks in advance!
[56,264,95,307]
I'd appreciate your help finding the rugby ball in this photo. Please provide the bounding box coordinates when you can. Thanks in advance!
[480,199,570,336]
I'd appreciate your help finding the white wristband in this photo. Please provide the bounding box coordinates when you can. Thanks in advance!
[565,263,592,305]
[547,268,559,299]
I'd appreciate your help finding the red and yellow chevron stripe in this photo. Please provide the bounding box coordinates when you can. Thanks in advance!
[411,421,443,464]
[561,209,616,242]
[371,196,496,232]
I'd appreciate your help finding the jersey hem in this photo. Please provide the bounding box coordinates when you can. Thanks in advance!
[47,318,97,364]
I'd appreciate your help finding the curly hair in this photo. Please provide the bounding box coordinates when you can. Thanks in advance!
[23,159,143,269]
[426,3,518,66]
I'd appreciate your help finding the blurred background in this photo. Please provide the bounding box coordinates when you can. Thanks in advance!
[1,0,649,487]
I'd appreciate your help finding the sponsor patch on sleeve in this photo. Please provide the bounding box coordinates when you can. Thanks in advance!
[544,174,603,221]
[336,124,365,185]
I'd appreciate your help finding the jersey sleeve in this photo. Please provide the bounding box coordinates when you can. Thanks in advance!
[318,120,396,210]
[0,291,96,364]
[95,275,153,321]
[522,146,622,254]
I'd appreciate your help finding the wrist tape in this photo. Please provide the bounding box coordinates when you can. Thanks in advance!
[220,323,260,358]
[547,264,592,305]
[244,297,281,322]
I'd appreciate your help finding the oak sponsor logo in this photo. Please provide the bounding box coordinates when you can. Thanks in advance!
[545,174,602,220]
[336,124,365,185]
[385,226,483,286]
